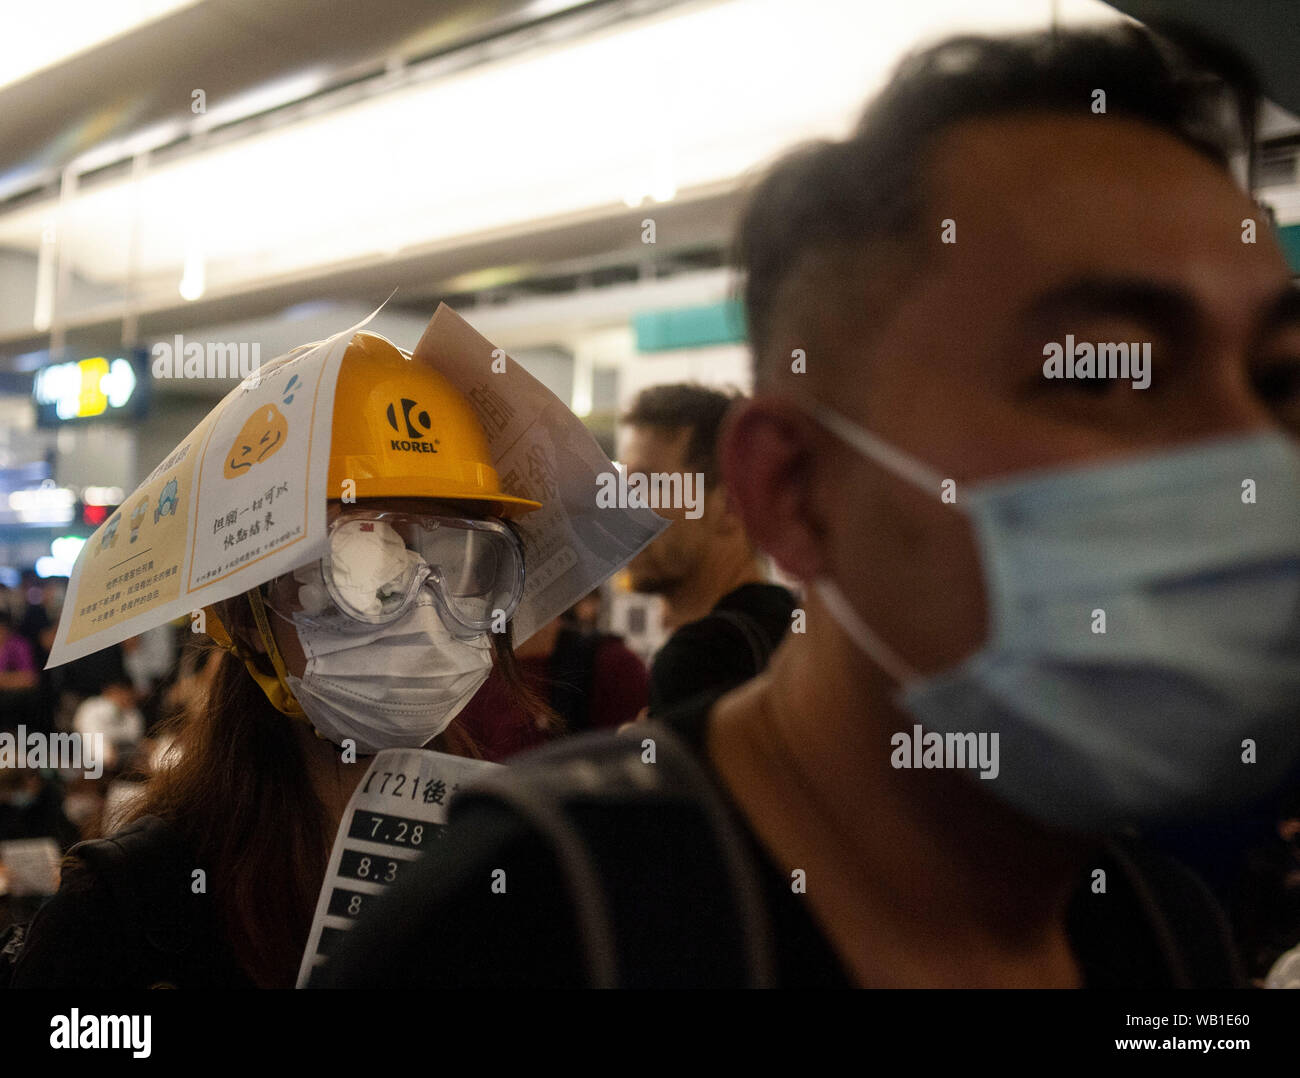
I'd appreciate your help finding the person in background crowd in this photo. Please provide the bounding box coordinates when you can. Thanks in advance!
[0,611,37,695]
[0,769,80,853]
[1230,784,1300,984]
[0,768,80,938]
[14,581,60,736]
[0,609,40,729]
[9,333,549,989]
[122,623,180,733]
[52,640,131,733]
[16,576,59,650]
[567,588,602,633]
[57,775,107,844]
[330,25,1300,988]
[620,384,794,714]
[16,592,49,657]
[72,678,146,773]
[456,599,648,761]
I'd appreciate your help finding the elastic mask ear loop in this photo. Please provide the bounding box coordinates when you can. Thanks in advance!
[809,404,946,690]
[202,598,307,719]
[814,404,948,498]
[245,588,307,718]
[813,579,918,687]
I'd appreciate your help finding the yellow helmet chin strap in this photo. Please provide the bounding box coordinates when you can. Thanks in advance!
[205,592,306,719]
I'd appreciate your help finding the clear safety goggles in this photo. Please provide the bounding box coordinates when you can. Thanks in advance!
[264,510,525,637]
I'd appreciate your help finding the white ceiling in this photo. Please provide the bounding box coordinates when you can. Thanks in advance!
[0,0,1125,351]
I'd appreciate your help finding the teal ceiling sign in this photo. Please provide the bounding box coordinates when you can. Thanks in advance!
[1279,224,1300,275]
[634,299,746,352]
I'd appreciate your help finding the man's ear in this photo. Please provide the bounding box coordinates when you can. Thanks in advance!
[719,398,827,581]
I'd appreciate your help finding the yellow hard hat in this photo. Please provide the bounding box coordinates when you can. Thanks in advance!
[327,332,541,516]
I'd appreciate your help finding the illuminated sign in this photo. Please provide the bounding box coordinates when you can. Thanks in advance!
[7,484,76,525]
[32,350,148,426]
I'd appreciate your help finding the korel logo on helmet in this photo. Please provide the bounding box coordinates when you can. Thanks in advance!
[385,398,440,454]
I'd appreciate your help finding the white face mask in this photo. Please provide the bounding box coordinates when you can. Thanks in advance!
[812,403,1300,831]
[285,598,492,755]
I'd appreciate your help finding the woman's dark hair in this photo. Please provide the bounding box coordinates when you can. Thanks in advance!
[123,585,554,987]
[125,634,327,988]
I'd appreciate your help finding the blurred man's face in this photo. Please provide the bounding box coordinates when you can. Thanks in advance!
[818,113,1298,677]
[619,424,712,594]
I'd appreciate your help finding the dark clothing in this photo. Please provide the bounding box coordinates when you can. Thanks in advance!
[648,583,795,715]
[10,606,57,735]
[0,782,80,853]
[547,627,647,734]
[1227,829,1300,981]
[328,690,1245,989]
[456,627,648,762]
[57,643,130,699]
[7,816,253,989]
[16,603,51,651]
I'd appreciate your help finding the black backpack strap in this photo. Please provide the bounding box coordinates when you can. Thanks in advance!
[1104,834,1246,988]
[453,721,776,987]
[71,815,194,963]
[711,609,777,673]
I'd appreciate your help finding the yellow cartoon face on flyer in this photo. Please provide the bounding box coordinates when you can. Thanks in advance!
[223,375,300,479]
[224,403,289,478]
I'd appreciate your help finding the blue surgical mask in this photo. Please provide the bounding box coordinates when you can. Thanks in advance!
[812,405,1300,833]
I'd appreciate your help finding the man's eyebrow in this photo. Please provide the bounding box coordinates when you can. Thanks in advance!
[1019,277,1198,338]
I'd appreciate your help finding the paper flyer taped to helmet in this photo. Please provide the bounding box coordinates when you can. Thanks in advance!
[412,303,666,642]
[45,302,667,669]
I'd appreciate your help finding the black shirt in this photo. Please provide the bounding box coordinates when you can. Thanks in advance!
[648,583,795,715]
[328,691,1245,989]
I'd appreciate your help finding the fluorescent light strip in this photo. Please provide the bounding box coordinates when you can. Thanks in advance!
[0,0,1122,325]
[0,0,201,92]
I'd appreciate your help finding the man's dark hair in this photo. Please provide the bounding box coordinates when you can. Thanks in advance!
[621,383,743,486]
[736,24,1260,388]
